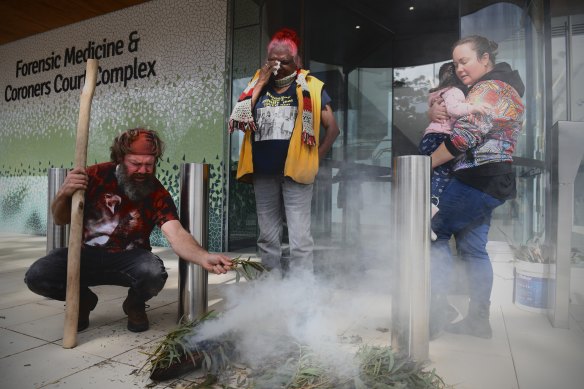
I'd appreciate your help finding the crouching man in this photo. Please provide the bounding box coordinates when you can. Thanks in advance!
[25,128,232,332]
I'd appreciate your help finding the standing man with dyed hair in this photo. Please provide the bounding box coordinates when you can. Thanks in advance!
[25,129,232,333]
[229,28,340,275]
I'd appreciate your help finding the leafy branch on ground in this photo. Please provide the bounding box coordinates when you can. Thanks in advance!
[140,310,220,376]
[355,345,449,389]
[192,342,450,388]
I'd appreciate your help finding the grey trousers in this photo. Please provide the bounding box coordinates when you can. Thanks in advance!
[253,174,314,274]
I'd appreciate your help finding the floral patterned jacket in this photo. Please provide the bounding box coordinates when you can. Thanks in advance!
[444,62,525,172]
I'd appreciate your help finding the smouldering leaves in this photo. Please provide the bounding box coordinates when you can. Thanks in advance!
[355,345,449,389]
[140,263,449,388]
[235,343,449,389]
[140,310,219,375]
[284,344,334,389]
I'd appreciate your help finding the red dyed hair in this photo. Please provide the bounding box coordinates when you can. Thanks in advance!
[267,28,301,66]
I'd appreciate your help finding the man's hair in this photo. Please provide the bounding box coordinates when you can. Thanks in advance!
[109,128,165,163]
[267,28,302,67]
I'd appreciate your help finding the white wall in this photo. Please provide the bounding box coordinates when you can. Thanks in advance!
[0,0,229,250]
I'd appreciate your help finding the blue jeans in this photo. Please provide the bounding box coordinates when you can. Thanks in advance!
[24,246,168,302]
[430,178,504,305]
[253,174,314,274]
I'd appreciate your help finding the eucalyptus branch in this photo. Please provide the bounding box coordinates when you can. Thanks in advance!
[231,255,268,282]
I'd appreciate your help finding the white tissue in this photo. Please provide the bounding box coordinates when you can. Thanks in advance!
[273,60,281,76]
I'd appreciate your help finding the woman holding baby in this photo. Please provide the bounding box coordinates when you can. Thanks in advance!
[428,35,525,339]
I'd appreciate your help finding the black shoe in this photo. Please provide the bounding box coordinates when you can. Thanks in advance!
[122,291,149,332]
[445,316,492,339]
[446,303,459,322]
[445,302,492,339]
[78,290,98,332]
[429,295,456,340]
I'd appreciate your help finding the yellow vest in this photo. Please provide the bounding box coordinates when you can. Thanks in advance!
[236,69,324,185]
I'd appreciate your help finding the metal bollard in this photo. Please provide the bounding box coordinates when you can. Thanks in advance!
[47,168,69,253]
[545,121,584,328]
[178,163,210,322]
[391,155,431,361]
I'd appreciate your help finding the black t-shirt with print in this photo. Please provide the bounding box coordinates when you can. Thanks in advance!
[252,81,331,175]
[83,162,178,252]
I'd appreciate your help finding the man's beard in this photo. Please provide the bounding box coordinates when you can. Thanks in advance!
[115,163,157,201]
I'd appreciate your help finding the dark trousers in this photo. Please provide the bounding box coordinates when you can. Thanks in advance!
[418,132,454,200]
[24,246,168,302]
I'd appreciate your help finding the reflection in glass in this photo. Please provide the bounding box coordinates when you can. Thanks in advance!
[461,1,545,247]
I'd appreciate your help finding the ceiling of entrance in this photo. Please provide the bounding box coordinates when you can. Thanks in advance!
[308,0,460,69]
[1,0,582,48]
[308,0,584,69]
[0,0,150,46]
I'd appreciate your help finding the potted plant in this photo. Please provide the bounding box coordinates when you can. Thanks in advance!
[504,232,550,312]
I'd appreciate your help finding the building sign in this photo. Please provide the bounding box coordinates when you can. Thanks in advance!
[6,31,157,102]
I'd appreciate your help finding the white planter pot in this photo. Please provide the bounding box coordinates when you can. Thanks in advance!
[513,261,550,313]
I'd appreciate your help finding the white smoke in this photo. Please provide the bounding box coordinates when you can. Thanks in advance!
[189,250,393,383]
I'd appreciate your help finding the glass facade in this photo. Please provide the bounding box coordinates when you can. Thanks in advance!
[228,0,263,250]
[227,0,583,271]
[550,13,584,266]
[460,2,547,244]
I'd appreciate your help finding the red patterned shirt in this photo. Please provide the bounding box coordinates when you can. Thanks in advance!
[82,162,178,252]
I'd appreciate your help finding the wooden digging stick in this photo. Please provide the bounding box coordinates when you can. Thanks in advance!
[63,59,98,349]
